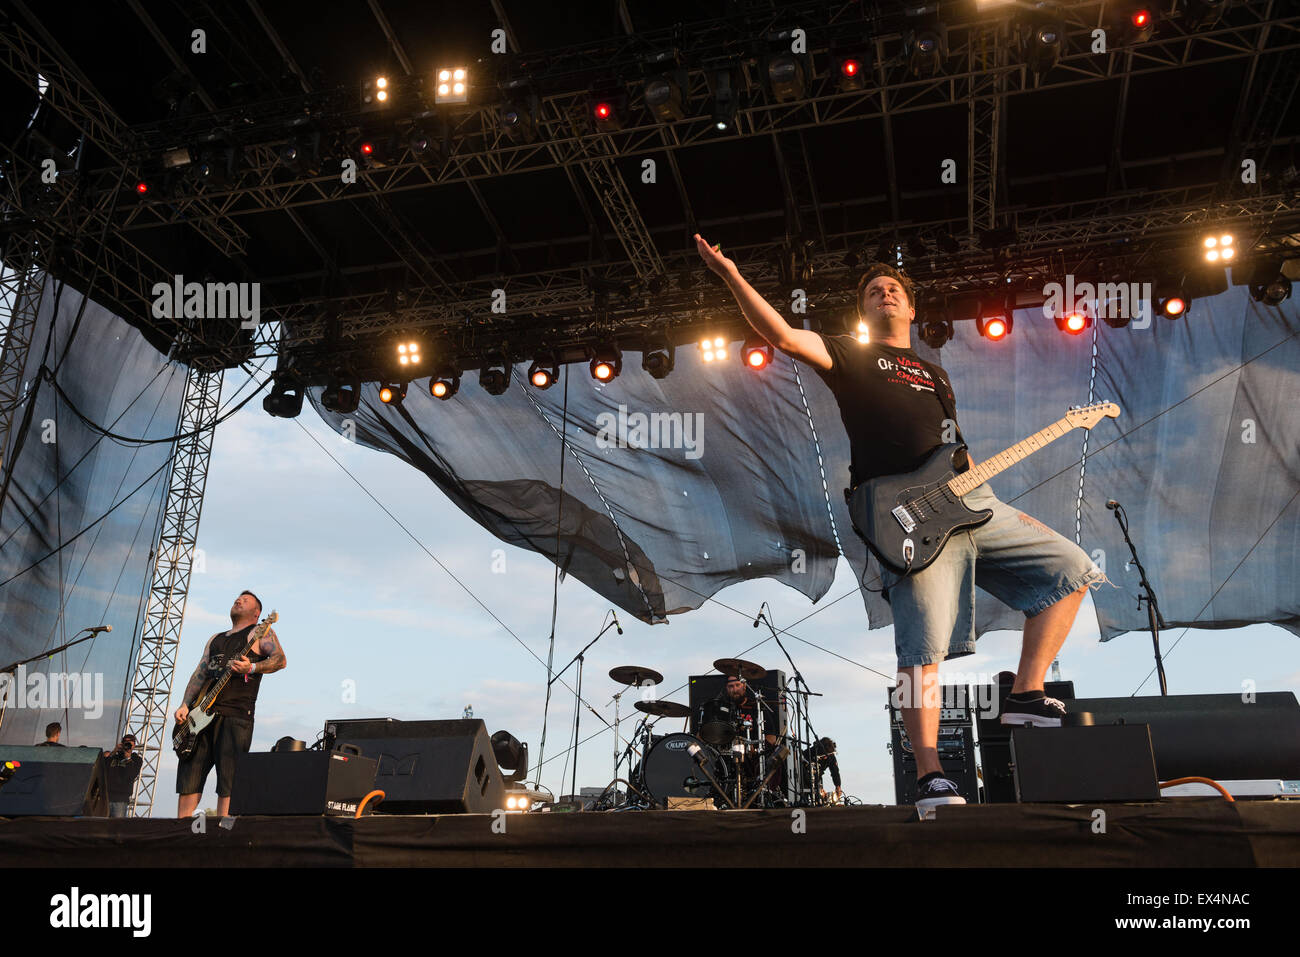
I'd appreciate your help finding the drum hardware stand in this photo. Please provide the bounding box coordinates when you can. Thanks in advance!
[755,605,825,806]
[549,616,620,800]
[1109,499,1169,694]
[742,744,792,809]
[686,743,736,809]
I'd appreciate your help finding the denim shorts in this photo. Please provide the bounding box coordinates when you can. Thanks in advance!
[878,482,1107,667]
[175,713,254,797]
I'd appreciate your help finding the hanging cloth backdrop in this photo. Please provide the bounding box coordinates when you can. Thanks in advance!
[307,285,1300,641]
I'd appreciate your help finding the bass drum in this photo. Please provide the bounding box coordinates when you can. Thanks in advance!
[642,733,729,806]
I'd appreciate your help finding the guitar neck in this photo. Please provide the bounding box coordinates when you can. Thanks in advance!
[947,416,1076,497]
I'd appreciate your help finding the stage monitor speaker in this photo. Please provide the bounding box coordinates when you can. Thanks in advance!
[1011,725,1160,802]
[323,718,505,814]
[974,679,1078,805]
[0,746,108,816]
[229,750,379,816]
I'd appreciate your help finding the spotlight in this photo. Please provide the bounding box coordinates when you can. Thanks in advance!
[430,373,461,399]
[905,21,948,77]
[1055,309,1092,335]
[710,70,737,132]
[528,359,559,389]
[1155,277,1189,319]
[320,373,361,414]
[1250,275,1292,305]
[742,336,774,370]
[1202,232,1234,263]
[832,50,870,92]
[499,87,538,142]
[1024,8,1065,77]
[766,50,806,103]
[589,92,626,132]
[263,375,305,418]
[363,75,391,109]
[435,67,468,104]
[920,319,953,349]
[699,336,728,363]
[1119,3,1157,43]
[378,381,407,405]
[408,128,432,156]
[641,340,675,379]
[479,363,509,395]
[976,298,1013,341]
[644,72,686,122]
[589,345,622,382]
[395,339,423,368]
[135,180,149,195]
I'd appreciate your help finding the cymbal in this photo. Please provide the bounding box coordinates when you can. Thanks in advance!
[609,665,664,686]
[713,658,767,680]
[634,699,692,718]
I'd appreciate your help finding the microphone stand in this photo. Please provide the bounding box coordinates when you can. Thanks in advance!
[549,617,620,801]
[0,626,110,735]
[1110,501,1169,695]
[757,607,824,805]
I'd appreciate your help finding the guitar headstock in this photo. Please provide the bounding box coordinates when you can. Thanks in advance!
[261,610,279,626]
[1066,401,1121,430]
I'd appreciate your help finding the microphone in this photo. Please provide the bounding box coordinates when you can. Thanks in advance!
[611,611,623,635]
[86,625,113,634]
[1106,500,1120,510]
[753,601,768,628]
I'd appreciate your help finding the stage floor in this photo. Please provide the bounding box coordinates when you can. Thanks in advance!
[2,800,1297,867]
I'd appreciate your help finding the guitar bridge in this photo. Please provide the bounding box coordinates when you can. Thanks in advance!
[891,505,917,533]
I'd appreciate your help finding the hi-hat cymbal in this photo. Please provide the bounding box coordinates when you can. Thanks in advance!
[713,658,767,680]
[634,699,692,718]
[609,665,664,686]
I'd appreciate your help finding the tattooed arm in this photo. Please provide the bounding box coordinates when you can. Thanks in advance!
[175,634,217,721]
[251,628,287,674]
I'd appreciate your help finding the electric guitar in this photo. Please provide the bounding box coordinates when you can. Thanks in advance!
[847,403,1120,574]
[172,611,278,758]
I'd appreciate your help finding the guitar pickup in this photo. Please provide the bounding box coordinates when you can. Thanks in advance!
[891,506,916,533]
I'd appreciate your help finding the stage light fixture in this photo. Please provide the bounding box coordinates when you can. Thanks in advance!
[1119,3,1157,43]
[1055,308,1092,335]
[641,340,675,379]
[699,336,728,362]
[395,339,423,369]
[1250,275,1292,305]
[1203,232,1234,263]
[588,90,628,132]
[320,374,361,414]
[479,363,509,395]
[429,374,460,399]
[905,18,948,77]
[710,70,737,132]
[976,298,1013,341]
[499,84,538,142]
[363,75,391,109]
[921,319,953,349]
[1024,8,1065,77]
[528,359,559,389]
[742,336,774,370]
[263,375,305,418]
[833,50,870,92]
[435,67,468,104]
[766,52,805,102]
[589,345,623,382]
[644,73,685,122]
[135,180,149,195]
[1184,0,1228,30]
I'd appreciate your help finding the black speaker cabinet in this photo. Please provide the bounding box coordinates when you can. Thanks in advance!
[1011,724,1160,803]
[0,746,108,816]
[976,679,1077,804]
[323,718,505,814]
[229,750,379,816]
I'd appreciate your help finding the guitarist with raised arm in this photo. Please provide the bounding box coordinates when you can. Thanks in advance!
[695,236,1108,813]
[174,590,286,818]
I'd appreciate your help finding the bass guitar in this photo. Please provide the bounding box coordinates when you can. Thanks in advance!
[847,402,1120,574]
[172,611,278,758]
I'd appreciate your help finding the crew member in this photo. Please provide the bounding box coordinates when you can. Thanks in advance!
[35,721,65,747]
[174,591,285,818]
[105,733,143,817]
[805,736,842,802]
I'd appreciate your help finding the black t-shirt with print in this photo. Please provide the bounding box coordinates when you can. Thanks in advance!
[814,334,963,487]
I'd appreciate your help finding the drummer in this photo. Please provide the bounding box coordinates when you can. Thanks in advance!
[717,675,781,748]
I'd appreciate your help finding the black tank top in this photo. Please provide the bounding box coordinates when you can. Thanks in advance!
[207,624,268,718]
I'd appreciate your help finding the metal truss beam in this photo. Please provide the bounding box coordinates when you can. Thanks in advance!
[122,364,223,817]
[0,243,47,489]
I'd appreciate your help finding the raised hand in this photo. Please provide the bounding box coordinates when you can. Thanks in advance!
[694,233,736,278]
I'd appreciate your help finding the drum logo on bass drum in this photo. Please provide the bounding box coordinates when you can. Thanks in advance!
[665,739,692,751]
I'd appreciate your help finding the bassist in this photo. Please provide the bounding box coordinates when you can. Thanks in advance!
[695,238,1107,813]
[174,590,286,818]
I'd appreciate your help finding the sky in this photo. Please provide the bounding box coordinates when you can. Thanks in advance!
[141,360,1300,815]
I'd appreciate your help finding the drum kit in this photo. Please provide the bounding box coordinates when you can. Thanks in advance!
[605,657,809,810]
